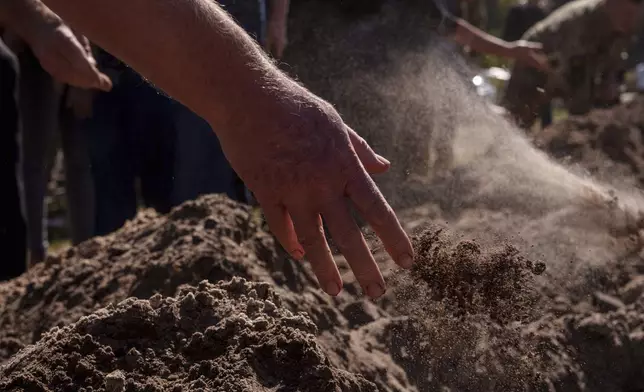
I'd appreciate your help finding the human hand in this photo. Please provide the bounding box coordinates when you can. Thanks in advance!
[218,87,414,299]
[25,20,112,91]
[510,40,551,73]
[265,16,288,59]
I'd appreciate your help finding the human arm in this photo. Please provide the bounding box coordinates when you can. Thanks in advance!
[450,18,550,71]
[266,0,290,58]
[0,0,110,90]
[42,0,414,298]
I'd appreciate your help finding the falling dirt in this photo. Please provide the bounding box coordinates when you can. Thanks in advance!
[395,228,546,324]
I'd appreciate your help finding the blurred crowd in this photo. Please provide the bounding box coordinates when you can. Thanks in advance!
[1,0,289,280]
[1,0,643,281]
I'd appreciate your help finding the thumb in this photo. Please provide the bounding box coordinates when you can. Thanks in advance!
[95,70,113,92]
[348,127,390,174]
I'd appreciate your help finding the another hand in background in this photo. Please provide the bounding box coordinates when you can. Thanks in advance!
[26,20,111,91]
[510,40,551,73]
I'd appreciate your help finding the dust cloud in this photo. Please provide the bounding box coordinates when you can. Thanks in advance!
[285,0,644,296]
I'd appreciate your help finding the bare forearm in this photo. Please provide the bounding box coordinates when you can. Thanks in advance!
[1,0,59,41]
[451,19,512,58]
[41,0,294,131]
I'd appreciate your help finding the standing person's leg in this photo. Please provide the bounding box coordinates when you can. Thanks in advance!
[171,102,241,204]
[15,46,62,265]
[135,82,176,214]
[85,83,137,236]
[0,38,27,280]
[59,87,96,244]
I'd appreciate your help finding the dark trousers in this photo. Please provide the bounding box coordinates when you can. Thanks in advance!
[16,47,95,260]
[0,38,26,280]
[85,71,176,236]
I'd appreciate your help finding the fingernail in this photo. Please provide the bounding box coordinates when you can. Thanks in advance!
[99,75,113,91]
[291,248,305,260]
[365,282,385,299]
[325,281,341,296]
[400,253,414,269]
[376,154,391,166]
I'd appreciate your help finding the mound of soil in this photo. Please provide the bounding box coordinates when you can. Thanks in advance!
[3,195,644,391]
[0,195,325,362]
[0,278,375,391]
[535,97,644,187]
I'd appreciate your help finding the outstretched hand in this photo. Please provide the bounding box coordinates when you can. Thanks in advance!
[510,40,551,73]
[218,86,414,299]
[27,20,111,91]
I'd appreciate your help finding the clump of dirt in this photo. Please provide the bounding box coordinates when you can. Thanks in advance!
[398,228,546,323]
[534,97,644,188]
[371,228,550,391]
[0,278,376,391]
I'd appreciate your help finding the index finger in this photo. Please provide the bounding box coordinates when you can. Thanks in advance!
[346,172,414,269]
[60,37,112,91]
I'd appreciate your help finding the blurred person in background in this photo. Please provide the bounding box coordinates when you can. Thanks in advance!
[0,0,109,277]
[502,0,552,127]
[3,35,104,265]
[428,0,550,71]
[82,45,179,236]
[503,0,644,130]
